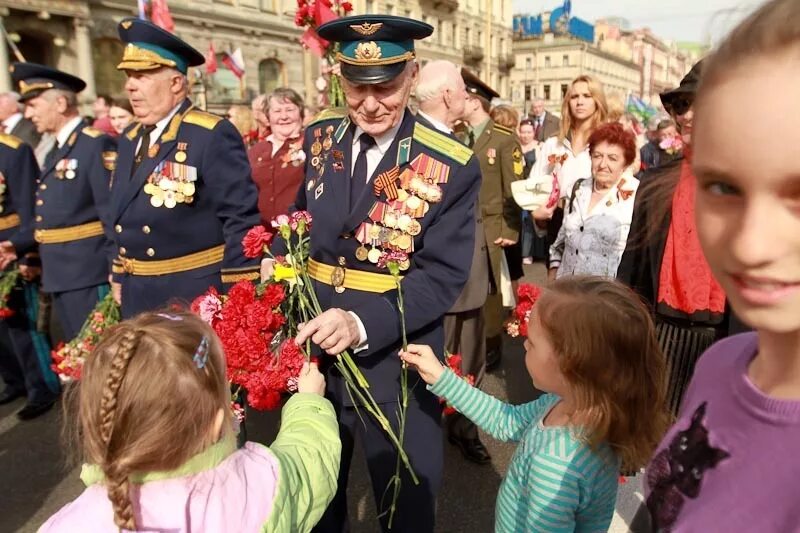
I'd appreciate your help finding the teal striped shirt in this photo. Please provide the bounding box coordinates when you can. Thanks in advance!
[430,369,619,532]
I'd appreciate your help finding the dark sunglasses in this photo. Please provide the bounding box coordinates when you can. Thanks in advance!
[667,95,693,116]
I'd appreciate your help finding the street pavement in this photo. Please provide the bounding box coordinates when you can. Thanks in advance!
[0,263,649,532]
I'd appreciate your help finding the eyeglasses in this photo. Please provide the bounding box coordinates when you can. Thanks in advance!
[667,95,693,116]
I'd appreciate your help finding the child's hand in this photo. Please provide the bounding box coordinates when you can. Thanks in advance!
[297,361,325,395]
[399,344,445,385]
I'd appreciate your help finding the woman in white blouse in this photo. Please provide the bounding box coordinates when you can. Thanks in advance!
[549,122,640,279]
[528,75,608,265]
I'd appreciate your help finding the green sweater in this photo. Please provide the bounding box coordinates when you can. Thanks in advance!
[430,369,619,532]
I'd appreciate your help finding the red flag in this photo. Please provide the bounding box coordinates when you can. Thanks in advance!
[206,41,218,74]
[150,0,175,33]
[222,48,246,79]
[300,28,329,58]
[314,0,338,27]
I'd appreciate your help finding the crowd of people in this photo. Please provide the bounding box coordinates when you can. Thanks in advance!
[1,0,799,530]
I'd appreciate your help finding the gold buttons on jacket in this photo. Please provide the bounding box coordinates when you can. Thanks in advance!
[338,256,346,266]
[146,247,155,257]
[35,215,42,222]
[35,199,43,206]
[120,247,127,256]
[40,184,47,190]
[114,225,122,233]
[142,225,151,234]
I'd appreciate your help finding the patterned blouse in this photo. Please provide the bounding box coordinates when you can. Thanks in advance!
[550,174,640,278]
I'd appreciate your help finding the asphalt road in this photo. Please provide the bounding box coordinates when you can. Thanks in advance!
[0,263,649,532]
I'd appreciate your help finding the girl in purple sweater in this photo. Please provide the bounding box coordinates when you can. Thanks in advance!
[645,0,800,530]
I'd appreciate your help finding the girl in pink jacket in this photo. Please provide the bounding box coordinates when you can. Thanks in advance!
[39,311,340,533]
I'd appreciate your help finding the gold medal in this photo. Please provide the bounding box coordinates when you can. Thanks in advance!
[422,201,430,215]
[384,211,398,228]
[369,225,381,240]
[148,144,160,158]
[322,137,333,151]
[406,195,421,210]
[428,186,442,203]
[158,178,170,190]
[164,196,177,209]
[355,245,369,261]
[311,142,322,156]
[407,220,422,236]
[150,195,164,208]
[175,151,187,163]
[185,195,194,204]
[397,234,412,251]
[65,170,76,180]
[144,183,155,195]
[367,247,382,264]
[175,192,186,203]
[399,259,410,271]
[183,182,196,196]
[396,189,409,202]
[398,214,412,231]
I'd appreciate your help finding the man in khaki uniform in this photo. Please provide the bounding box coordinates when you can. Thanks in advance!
[462,69,524,372]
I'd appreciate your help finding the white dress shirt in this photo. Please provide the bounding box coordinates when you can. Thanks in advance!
[350,112,405,181]
[417,110,452,134]
[2,112,23,133]
[135,103,183,151]
[55,116,84,148]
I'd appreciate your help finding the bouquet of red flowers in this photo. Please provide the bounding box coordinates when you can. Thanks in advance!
[294,0,353,107]
[0,268,19,319]
[505,283,543,338]
[192,281,308,411]
[51,292,120,382]
[440,352,476,416]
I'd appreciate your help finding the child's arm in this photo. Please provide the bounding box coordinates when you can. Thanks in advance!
[401,345,554,443]
[263,364,341,533]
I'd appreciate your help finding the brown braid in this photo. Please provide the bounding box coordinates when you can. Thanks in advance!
[98,328,143,531]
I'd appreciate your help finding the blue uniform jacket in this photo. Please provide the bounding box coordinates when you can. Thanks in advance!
[274,109,481,404]
[35,121,116,293]
[0,134,38,259]
[110,99,261,289]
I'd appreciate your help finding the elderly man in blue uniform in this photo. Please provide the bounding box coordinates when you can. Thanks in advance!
[0,133,59,420]
[7,63,116,340]
[265,15,481,533]
[110,19,261,317]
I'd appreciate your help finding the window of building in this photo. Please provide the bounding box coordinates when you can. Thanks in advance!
[544,55,551,68]
[478,30,483,47]
[386,3,395,15]
[544,84,551,100]
[437,19,443,44]
[562,54,569,66]
[561,83,568,99]
[92,38,127,96]
[209,53,243,103]
[258,58,284,95]
[524,84,531,102]
[465,27,471,45]
[525,57,532,69]
[404,9,412,18]
[366,0,375,11]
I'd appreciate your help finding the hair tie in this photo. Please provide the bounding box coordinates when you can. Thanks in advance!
[193,336,209,369]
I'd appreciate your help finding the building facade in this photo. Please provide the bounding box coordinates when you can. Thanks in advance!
[0,0,314,112]
[510,33,640,116]
[1,0,514,112]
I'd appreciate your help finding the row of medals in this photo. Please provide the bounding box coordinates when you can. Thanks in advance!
[143,149,195,209]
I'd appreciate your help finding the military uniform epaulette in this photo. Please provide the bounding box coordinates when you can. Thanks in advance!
[81,126,104,138]
[0,133,22,149]
[492,124,513,136]
[309,107,348,126]
[183,109,222,130]
[413,122,472,166]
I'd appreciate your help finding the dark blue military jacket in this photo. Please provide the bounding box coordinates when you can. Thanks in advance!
[110,100,261,291]
[34,121,116,293]
[0,134,37,258]
[275,109,481,404]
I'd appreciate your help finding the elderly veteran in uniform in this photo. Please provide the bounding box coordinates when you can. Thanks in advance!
[416,61,492,465]
[264,15,481,533]
[110,19,261,318]
[0,132,59,420]
[461,69,524,373]
[6,63,116,340]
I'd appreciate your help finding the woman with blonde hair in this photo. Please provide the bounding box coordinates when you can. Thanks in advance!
[528,75,608,266]
[226,104,257,145]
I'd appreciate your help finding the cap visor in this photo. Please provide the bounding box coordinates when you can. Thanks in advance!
[340,62,406,85]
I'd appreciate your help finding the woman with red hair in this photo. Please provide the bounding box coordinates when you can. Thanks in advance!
[549,122,639,279]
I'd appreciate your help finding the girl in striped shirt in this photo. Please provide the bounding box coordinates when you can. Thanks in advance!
[401,276,669,532]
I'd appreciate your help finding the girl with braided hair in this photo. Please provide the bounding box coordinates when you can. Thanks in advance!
[40,311,340,532]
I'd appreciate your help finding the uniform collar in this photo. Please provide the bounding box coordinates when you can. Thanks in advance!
[151,102,183,141]
[353,110,406,156]
[417,110,452,134]
[2,112,22,132]
[55,115,83,147]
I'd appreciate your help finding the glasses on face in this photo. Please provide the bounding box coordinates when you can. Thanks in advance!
[668,95,693,116]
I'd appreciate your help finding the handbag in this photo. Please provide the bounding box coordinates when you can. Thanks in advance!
[511,173,560,211]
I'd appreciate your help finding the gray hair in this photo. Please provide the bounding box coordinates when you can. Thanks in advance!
[44,89,79,111]
[416,60,461,103]
[0,92,22,110]
[266,88,305,114]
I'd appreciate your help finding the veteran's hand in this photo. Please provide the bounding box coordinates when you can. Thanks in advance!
[19,264,40,282]
[109,276,122,306]
[260,258,275,282]
[296,308,360,356]
[532,203,557,222]
[297,361,326,395]
[0,241,16,269]
[399,344,446,385]
[494,237,517,247]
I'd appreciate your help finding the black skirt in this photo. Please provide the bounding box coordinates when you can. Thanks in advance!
[656,318,719,415]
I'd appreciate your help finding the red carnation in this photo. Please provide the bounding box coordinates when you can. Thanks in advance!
[341,1,353,12]
[242,225,274,259]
